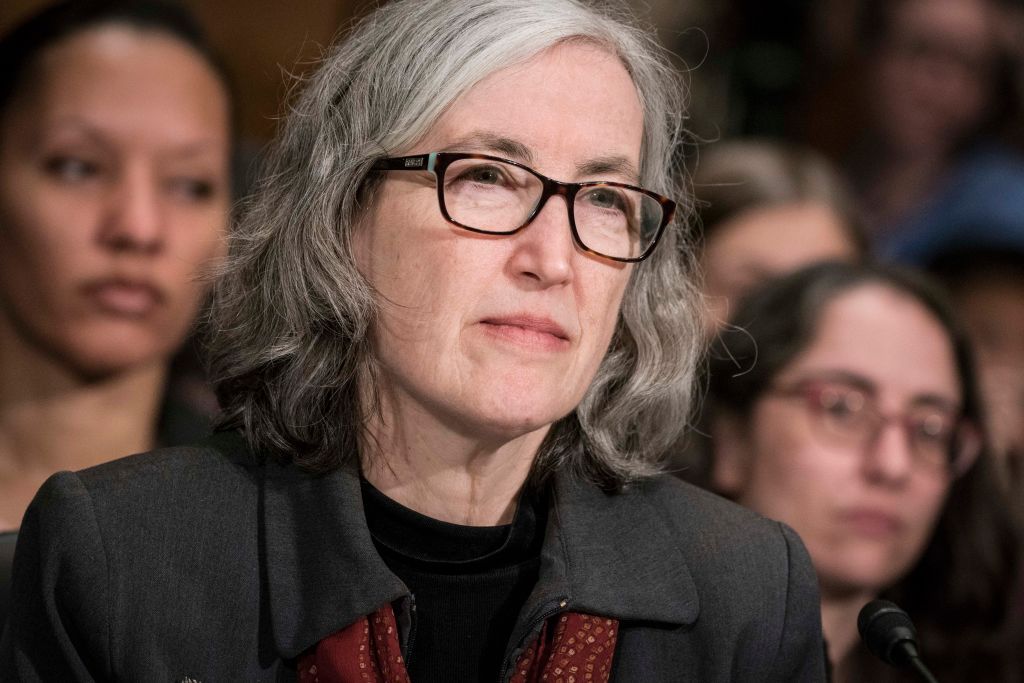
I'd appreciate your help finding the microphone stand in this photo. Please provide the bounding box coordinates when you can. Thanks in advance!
[906,653,939,683]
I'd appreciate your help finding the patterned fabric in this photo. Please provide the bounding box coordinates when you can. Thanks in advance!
[298,605,618,683]
[508,613,619,683]
[299,606,409,683]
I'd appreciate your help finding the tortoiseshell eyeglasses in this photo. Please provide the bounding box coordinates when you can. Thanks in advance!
[372,152,675,263]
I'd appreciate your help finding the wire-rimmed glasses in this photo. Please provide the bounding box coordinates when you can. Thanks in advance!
[371,152,676,263]
[767,377,981,477]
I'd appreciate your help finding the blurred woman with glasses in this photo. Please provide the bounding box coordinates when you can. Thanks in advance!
[703,261,1023,682]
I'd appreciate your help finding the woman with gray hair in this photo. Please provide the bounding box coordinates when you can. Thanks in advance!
[1,0,825,680]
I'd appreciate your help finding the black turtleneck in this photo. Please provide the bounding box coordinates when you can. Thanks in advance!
[361,479,547,682]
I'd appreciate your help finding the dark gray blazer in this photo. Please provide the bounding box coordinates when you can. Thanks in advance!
[0,431,826,682]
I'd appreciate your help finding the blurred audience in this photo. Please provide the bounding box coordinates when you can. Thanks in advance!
[703,263,1023,681]
[694,139,867,331]
[838,0,1024,256]
[0,0,232,535]
[927,244,1024,523]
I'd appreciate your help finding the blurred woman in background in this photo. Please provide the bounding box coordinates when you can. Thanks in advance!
[0,0,232,533]
[694,139,867,332]
[703,262,1023,682]
[845,0,1024,256]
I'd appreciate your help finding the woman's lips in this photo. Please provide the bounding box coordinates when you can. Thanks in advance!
[82,279,164,317]
[838,508,904,538]
[479,316,571,351]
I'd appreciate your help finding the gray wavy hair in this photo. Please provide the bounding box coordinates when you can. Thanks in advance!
[206,0,702,489]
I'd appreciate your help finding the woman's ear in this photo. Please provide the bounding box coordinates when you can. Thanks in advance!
[709,412,753,498]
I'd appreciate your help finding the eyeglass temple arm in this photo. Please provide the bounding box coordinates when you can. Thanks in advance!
[371,153,437,171]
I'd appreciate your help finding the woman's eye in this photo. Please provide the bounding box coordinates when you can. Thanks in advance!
[44,155,100,182]
[448,164,507,187]
[819,389,864,421]
[461,165,504,185]
[911,412,954,443]
[583,188,626,212]
[167,177,217,202]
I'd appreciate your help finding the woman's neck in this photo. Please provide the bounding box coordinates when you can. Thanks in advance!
[821,589,877,682]
[360,388,547,527]
[0,329,167,530]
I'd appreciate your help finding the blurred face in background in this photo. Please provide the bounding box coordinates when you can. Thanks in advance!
[713,284,962,597]
[0,25,231,379]
[868,0,998,155]
[701,201,858,331]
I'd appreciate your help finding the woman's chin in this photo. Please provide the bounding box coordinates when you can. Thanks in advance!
[442,401,570,447]
[52,334,174,382]
[817,556,912,600]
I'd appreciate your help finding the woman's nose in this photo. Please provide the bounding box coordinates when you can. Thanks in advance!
[97,168,165,254]
[505,195,576,288]
[861,420,916,486]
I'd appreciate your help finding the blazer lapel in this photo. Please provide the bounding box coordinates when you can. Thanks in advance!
[545,471,700,625]
[260,460,407,660]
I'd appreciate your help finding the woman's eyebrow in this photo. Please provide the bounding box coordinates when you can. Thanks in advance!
[442,131,639,182]
[34,117,109,147]
[159,140,226,162]
[910,394,962,412]
[442,131,533,163]
[40,117,223,159]
[577,155,639,183]
[791,369,878,394]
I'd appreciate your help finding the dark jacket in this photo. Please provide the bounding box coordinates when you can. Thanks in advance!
[0,431,826,681]
[0,388,213,630]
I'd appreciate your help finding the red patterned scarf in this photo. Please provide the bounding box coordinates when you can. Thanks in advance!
[298,604,619,682]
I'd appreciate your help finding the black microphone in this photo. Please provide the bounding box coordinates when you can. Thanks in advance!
[857,599,939,683]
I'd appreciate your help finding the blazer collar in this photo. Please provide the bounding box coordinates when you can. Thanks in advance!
[261,459,407,660]
[260,456,699,660]
[543,469,699,626]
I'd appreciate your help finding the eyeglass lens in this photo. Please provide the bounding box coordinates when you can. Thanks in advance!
[809,383,973,473]
[441,157,663,260]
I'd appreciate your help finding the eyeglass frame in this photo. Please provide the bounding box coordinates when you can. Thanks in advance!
[764,376,981,477]
[371,151,676,263]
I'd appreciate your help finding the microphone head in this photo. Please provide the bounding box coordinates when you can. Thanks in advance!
[857,599,920,667]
